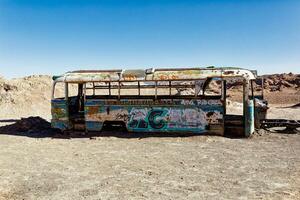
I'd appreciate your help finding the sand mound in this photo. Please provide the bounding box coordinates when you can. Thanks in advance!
[0,75,64,120]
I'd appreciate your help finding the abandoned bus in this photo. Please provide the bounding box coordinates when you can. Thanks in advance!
[51,67,257,137]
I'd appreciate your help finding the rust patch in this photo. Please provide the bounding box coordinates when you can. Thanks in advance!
[206,112,215,117]
[52,108,66,118]
[223,71,235,75]
[159,74,168,80]
[123,74,137,81]
[87,106,99,115]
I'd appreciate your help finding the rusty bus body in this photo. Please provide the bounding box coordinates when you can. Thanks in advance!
[51,67,257,137]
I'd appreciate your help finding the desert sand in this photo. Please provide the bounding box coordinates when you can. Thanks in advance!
[0,74,299,200]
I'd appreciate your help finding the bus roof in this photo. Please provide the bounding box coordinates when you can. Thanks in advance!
[53,67,257,82]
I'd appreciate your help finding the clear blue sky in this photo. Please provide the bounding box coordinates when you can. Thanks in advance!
[0,0,299,78]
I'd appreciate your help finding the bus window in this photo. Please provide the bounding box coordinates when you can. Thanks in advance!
[84,82,110,96]
[94,82,109,96]
[53,82,65,99]
[226,77,244,115]
[120,82,139,96]
[85,82,95,96]
[171,81,195,96]
[203,79,222,96]
[156,81,171,96]
[68,83,79,97]
[110,82,119,96]
[140,81,155,96]
[195,80,205,96]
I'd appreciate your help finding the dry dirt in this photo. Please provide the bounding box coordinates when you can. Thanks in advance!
[0,131,299,200]
[0,74,299,200]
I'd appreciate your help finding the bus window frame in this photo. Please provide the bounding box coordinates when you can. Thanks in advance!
[52,81,68,100]
[80,78,224,99]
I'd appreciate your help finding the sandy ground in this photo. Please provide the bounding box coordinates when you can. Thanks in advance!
[0,131,299,200]
[267,104,300,120]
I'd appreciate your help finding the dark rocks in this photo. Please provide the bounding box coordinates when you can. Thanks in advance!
[15,117,51,132]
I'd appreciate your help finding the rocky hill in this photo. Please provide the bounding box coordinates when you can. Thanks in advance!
[0,75,58,120]
[262,73,300,91]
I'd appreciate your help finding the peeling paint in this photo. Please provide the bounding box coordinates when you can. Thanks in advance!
[53,67,256,83]
[51,99,69,130]
[84,99,224,134]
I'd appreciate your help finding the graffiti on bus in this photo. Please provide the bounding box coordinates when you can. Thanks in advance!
[84,99,223,132]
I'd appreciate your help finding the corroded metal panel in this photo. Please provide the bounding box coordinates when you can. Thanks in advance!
[53,67,256,83]
[51,120,69,130]
[85,99,224,134]
[51,99,69,130]
[51,99,68,120]
[57,72,121,82]
[152,70,214,80]
[152,68,256,81]
[122,69,146,81]
[86,121,103,131]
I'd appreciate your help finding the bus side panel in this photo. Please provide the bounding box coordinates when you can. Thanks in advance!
[84,99,224,135]
[51,99,69,130]
[125,100,223,134]
[85,100,104,131]
[197,103,224,135]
